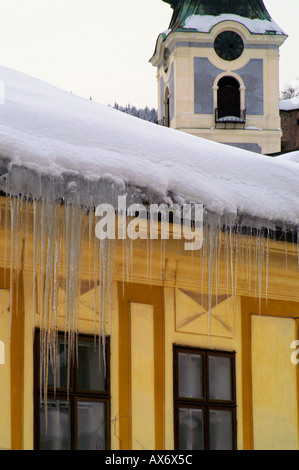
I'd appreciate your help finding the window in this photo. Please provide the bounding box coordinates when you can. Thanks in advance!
[174,346,236,450]
[217,76,241,119]
[164,87,170,127]
[34,331,110,450]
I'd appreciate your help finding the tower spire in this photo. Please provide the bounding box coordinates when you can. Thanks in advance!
[163,0,272,30]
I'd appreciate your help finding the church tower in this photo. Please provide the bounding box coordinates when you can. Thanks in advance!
[150,0,287,154]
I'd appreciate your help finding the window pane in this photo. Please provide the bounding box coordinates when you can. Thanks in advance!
[77,401,106,450]
[45,339,68,389]
[208,355,232,400]
[40,400,71,450]
[179,408,204,450]
[78,340,106,391]
[209,409,233,450]
[178,352,203,398]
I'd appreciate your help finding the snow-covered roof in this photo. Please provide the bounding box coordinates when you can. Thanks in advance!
[277,151,299,163]
[1,65,299,228]
[180,14,285,35]
[162,0,285,35]
[280,95,299,112]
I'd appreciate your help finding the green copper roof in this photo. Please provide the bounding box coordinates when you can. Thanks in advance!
[163,0,272,29]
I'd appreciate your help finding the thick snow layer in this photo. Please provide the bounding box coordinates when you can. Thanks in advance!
[277,151,299,163]
[280,96,299,112]
[1,65,299,227]
[182,14,285,35]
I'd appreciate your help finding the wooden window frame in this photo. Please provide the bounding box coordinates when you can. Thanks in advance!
[173,345,237,450]
[34,330,111,450]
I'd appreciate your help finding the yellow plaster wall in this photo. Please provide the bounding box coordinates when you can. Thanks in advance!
[130,302,155,450]
[110,281,120,450]
[17,272,299,450]
[1,203,299,450]
[252,315,298,449]
[0,288,11,450]
[22,272,35,450]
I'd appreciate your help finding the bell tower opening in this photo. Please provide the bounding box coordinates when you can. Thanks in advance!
[217,76,241,120]
[164,87,170,128]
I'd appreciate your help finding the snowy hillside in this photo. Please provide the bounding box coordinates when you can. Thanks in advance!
[1,65,299,228]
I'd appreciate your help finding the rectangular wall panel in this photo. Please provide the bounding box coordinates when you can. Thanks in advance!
[252,315,298,450]
[130,302,155,450]
[0,289,11,449]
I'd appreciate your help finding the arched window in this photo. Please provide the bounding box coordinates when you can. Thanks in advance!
[164,87,170,127]
[217,76,241,119]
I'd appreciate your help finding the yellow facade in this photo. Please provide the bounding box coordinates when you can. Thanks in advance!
[1,196,299,450]
[151,21,287,155]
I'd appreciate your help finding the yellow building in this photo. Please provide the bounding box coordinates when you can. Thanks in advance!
[1,60,299,452]
[150,0,287,155]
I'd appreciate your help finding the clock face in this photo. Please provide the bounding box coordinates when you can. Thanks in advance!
[214,31,244,61]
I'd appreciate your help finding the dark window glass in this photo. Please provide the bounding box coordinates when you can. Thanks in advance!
[35,332,110,450]
[178,352,203,399]
[77,340,106,391]
[178,408,204,450]
[174,346,236,450]
[208,355,232,401]
[40,400,71,450]
[77,401,106,450]
[209,409,234,450]
[45,339,68,389]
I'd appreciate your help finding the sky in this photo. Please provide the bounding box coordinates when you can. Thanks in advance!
[0,0,298,109]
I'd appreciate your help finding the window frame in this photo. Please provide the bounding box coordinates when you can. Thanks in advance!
[34,330,111,450]
[173,345,237,450]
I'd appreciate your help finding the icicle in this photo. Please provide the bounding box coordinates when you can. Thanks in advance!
[207,223,216,341]
[88,204,94,293]
[4,161,299,428]
[3,184,9,287]
[201,221,207,311]
[9,196,16,341]
[284,229,288,271]
[229,224,234,300]
[248,227,252,293]
[107,238,114,340]
[146,217,150,283]
[160,210,167,281]
[257,229,263,315]
[217,218,222,306]
[265,228,269,304]
[233,226,240,314]
[94,219,100,338]
[130,234,134,283]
